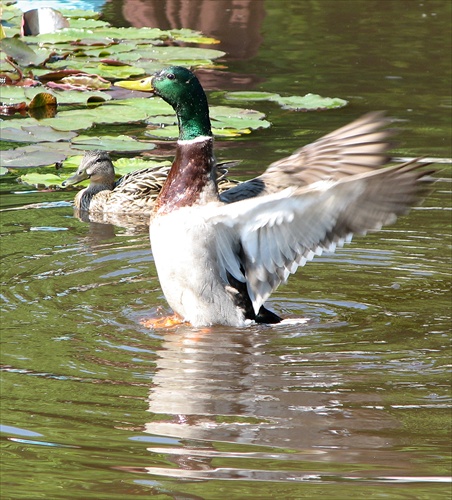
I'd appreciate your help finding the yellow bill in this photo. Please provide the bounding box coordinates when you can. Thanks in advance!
[115,76,154,92]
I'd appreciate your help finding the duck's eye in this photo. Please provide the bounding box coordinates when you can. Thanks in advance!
[166,73,176,80]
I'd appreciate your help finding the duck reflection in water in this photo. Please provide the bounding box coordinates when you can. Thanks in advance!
[132,327,412,481]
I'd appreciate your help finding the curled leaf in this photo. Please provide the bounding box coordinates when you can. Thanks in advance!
[0,101,28,116]
[0,37,51,66]
[28,92,57,109]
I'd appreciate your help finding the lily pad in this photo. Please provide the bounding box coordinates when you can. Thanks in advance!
[145,105,271,139]
[81,43,137,58]
[18,155,84,188]
[272,93,348,110]
[138,59,219,72]
[169,29,220,45]
[0,85,110,105]
[117,97,174,115]
[60,9,100,19]
[225,91,279,101]
[135,46,225,62]
[0,125,77,143]
[68,19,109,30]
[226,91,348,110]
[71,134,156,152]
[54,74,110,90]
[210,105,271,132]
[19,172,66,188]
[0,37,51,66]
[28,92,57,108]
[46,59,146,80]
[1,143,74,168]
[144,126,180,139]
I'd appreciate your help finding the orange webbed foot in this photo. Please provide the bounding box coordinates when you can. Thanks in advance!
[140,314,186,329]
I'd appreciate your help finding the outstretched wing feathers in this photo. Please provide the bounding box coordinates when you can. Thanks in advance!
[213,159,433,314]
[221,112,396,204]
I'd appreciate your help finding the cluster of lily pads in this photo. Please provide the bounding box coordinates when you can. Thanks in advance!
[0,2,347,188]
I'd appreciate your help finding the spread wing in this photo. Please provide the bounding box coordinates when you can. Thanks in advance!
[220,111,395,203]
[211,159,434,314]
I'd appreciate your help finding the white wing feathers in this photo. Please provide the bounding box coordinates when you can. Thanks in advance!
[212,160,433,314]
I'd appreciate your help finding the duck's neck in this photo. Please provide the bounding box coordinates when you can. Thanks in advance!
[153,93,217,216]
[77,183,112,211]
[175,84,212,141]
[153,136,217,216]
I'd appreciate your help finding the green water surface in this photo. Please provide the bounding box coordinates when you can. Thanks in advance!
[1,1,451,499]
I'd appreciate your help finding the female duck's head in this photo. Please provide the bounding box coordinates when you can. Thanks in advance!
[62,150,115,189]
[152,66,212,141]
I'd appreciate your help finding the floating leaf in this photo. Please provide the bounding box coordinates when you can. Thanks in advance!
[62,74,110,89]
[37,69,90,82]
[0,125,77,143]
[28,92,57,108]
[24,28,101,44]
[226,91,348,110]
[0,86,47,103]
[80,43,137,58]
[19,172,65,188]
[139,59,219,72]
[1,143,73,168]
[225,91,279,101]
[47,88,110,104]
[68,19,109,30]
[135,46,225,61]
[169,28,220,45]
[0,85,110,105]
[71,134,156,152]
[212,127,252,138]
[60,9,100,19]
[45,59,146,79]
[271,93,348,110]
[210,105,271,131]
[144,125,180,139]
[0,37,51,66]
[210,105,267,121]
[48,73,111,91]
[145,105,270,139]
[118,97,173,115]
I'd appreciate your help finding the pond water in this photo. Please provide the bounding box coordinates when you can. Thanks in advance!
[1,1,451,499]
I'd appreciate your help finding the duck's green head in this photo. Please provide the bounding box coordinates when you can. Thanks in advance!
[117,66,212,141]
[152,66,212,141]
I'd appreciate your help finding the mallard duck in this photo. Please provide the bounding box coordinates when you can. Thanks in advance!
[62,150,239,214]
[117,66,434,327]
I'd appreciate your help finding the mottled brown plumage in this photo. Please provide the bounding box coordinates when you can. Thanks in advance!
[62,150,239,215]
